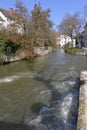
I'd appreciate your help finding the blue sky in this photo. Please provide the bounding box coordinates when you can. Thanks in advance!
[0,0,87,29]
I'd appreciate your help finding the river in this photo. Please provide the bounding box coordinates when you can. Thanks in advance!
[0,49,87,130]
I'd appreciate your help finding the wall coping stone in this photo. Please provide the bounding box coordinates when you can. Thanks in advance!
[77,71,87,130]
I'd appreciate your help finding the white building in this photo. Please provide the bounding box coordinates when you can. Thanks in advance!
[56,33,76,47]
[0,8,22,33]
[0,8,14,28]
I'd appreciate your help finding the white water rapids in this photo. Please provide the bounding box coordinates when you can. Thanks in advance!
[0,50,87,130]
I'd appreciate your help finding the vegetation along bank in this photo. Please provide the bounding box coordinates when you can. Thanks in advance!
[0,0,57,64]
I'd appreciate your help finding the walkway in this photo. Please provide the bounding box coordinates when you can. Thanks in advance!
[77,71,87,130]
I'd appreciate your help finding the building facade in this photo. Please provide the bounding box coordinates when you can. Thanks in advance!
[56,33,76,48]
[0,8,23,33]
[80,23,87,48]
[0,8,15,28]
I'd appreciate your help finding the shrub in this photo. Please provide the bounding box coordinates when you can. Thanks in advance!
[0,40,20,55]
[63,43,69,52]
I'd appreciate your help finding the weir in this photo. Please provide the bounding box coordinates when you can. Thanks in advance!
[77,71,87,130]
[0,50,87,129]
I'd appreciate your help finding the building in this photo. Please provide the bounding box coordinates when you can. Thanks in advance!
[56,33,76,48]
[80,23,87,55]
[0,8,22,33]
[0,8,15,28]
[80,23,87,48]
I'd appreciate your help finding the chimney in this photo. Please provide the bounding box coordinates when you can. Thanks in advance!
[9,8,14,15]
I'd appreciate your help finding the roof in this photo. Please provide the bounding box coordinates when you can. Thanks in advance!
[0,8,12,19]
[57,32,70,38]
[0,8,22,21]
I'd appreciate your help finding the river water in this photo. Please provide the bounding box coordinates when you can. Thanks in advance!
[0,49,87,130]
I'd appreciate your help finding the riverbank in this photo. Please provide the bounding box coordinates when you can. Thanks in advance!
[0,46,53,64]
[77,71,87,130]
[63,44,84,55]
[64,48,84,56]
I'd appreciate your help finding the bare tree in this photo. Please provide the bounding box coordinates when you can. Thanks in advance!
[14,0,35,56]
[14,0,30,35]
[58,13,83,47]
[31,3,53,47]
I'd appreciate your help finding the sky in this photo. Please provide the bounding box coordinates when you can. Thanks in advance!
[0,0,87,29]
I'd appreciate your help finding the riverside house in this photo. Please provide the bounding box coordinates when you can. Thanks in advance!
[80,23,87,55]
[0,8,15,27]
[0,8,22,33]
[56,33,76,48]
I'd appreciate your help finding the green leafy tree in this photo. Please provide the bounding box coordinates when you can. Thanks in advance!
[0,29,7,54]
[0,29,20,64]
[0,32,20,55]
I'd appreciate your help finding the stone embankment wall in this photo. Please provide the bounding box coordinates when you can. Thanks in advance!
[2,46,53,63]
[34,46,52,56]
[3,52,25,63]
[77,71,87,130]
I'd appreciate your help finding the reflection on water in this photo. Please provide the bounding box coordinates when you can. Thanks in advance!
[0,50,87,130]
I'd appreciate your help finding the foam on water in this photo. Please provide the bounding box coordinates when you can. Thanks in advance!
[39,90,51,96]
[61,93,73,123]
[0,75,20,83]
[0,71,39,84]
[51,80,76,93]
[0,77,14,83]
[25,116,42,127]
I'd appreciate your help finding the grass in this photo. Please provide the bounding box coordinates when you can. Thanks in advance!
[65,48,83,54]
[63,44,84,55]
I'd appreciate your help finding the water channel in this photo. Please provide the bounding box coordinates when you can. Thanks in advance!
[0,49,87,130]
